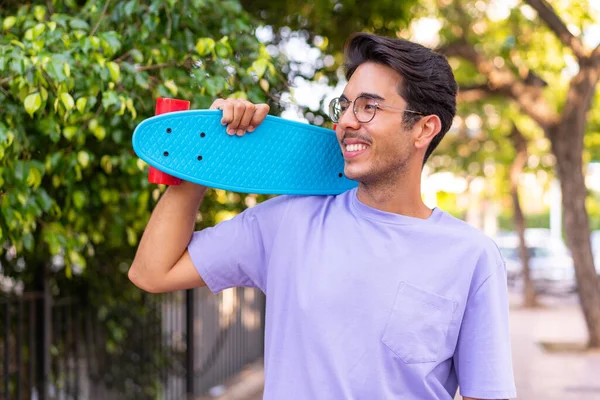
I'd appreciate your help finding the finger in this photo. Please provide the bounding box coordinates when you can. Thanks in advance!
[237,101,256,133]
[247,104,270,132]
[220,101,236,133]
[227,100,246,134]
[209,98,224,110]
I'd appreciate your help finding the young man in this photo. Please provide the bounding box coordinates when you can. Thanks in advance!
[129,33,516,400]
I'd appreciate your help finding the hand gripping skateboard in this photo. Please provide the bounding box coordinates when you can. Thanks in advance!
[132,98,358,195]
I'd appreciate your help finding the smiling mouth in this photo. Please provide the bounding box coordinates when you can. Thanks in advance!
[343,143,369,159]
[345,143,368,152]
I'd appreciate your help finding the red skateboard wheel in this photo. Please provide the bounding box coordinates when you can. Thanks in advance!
[147,98,190,185]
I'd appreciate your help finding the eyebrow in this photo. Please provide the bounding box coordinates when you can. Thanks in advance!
[341,92,386,101]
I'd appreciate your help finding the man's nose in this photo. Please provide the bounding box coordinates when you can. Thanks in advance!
[337,106,360,130]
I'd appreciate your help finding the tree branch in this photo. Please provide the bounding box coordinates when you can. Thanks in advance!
[135,62,177,72]
[591,43,600,67]
[439,40,560,129]
[524,0,587,60]
[457,84,495,102]
[90,0,111,37]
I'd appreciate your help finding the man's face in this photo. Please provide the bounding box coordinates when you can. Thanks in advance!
[335,62,419,184]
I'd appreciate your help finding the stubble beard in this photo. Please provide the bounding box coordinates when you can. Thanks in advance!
[352,149,412,194]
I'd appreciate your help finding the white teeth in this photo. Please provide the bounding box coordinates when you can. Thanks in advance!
[346,144,367,152]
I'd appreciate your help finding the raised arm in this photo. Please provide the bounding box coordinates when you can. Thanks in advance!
[128,99,269,293]
[128,181,208,293]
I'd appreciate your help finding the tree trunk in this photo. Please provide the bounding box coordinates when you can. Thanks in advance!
[549,66,600,348]
[509,125,538,308]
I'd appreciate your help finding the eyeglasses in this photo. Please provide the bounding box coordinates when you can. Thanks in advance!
[328,95,423,123]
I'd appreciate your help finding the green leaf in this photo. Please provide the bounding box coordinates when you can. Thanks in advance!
[196,38,215,56]
[100,155,113,174]
[23,233,34,252]
[69,250,86,269]
[69,19,89,31]
[124,0,136,17]
[14,161,27,180]
[100,32,122,55]
[90,36,100,48]
[34,5,46,22]
[76,97,87,114]
[44,57,67,82]
[60,93,75,110]
[26,166,43,188]
[107,61,120,82]
[164,80,178,96]
[10,40,24,50]
[63,126,78,140]
[24,93,42,117]
[229,91,248,100]
[77,151,90,168]
[49,129,61,143]
[259,79,269,92]
[101,91,119,109]
[37,190,53,212]
[126,227,137,246]
[73,190,86,209]
[24,28,34,41]
[126,98,137,119]
[251,59,268,78]
[32,23,46,38]
[215,42,231,58]
[46,152,62,171]
[40,87,48,101]
[92,126,106,141]
[3,16,16,31]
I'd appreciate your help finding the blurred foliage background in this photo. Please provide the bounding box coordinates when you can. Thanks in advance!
[2,0,600,392]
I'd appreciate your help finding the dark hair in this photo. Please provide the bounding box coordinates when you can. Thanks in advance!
[343,33,458,164]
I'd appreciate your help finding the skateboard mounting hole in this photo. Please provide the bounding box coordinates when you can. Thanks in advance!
[166,128,172,134]
[197,156,203,161]
[200,132,206,138]
[163,151,169,156]
[338,173,343,178]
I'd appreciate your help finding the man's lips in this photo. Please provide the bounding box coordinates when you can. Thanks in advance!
[342,139,370,159]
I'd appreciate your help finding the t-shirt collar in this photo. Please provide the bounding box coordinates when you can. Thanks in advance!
[350,187,443,225]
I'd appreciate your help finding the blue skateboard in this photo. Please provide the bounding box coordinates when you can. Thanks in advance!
[132,103,357,195]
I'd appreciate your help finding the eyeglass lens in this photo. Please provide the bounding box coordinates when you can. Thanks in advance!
[329,96,378,123]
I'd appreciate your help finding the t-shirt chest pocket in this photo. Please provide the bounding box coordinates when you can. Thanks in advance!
[382,282,457,364]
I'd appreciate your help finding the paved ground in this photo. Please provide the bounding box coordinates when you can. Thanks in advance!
[508,292,600,399]
[205,290,600,400]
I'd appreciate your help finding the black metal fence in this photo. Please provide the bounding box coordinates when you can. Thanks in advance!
[0,286,265,400]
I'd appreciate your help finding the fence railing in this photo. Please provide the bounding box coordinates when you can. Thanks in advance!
[0,286,265,400]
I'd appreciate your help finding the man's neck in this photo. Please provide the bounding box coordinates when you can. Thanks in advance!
[356,168,432,220]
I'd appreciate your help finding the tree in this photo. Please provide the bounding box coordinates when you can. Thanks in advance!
[508,123,538,307]
[241,0,417,51]
[0,0,287,395]
[0,0,286,285]
[435,0,600,347]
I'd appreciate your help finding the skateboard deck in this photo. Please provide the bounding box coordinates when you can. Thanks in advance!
[132,110,358,195]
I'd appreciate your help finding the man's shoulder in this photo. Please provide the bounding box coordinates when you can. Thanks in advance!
[436,210,492,239]
[251,192,344,216]
[435,209,503,259]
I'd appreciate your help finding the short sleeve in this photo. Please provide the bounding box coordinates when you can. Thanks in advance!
[188,195,290,294]
[454,259,517,399]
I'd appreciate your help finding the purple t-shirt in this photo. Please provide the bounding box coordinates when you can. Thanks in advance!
[189,188,516,399]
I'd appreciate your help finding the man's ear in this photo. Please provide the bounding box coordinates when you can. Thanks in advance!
[414,115,442,150]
